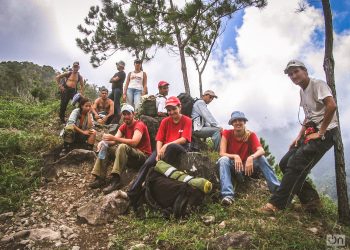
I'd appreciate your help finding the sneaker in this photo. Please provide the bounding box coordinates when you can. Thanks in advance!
[103,179,122,194]
[221,196,234,206]
[260,203,279,215]
[89,177,106,189]
[301,199,322,213]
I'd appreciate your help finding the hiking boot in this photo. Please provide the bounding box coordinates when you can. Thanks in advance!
[89,176,106,189]
[301,199,322,213]
[221,196,234,206]
[259,203,279,215]
[103,175,121,194]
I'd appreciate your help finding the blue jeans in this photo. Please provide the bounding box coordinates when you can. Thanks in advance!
[109,88,122,116]
[193,127,221,151]
[126,88,142,109]
[217,155,280,198]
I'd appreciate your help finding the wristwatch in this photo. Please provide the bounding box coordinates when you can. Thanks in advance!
[318,131,326,141]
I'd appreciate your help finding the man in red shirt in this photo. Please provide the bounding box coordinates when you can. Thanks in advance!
[89,104,152,194]
[127,96,192,207]
[218,111,280,206]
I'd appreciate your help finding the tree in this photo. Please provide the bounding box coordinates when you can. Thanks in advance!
[320,0,350,225]
[77,0,266,94]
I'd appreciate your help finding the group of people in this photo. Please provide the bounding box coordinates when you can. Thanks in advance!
[56,58,338,215]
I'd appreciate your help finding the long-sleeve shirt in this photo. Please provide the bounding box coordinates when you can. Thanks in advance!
[66,108,93,130]
[191,99,219,131]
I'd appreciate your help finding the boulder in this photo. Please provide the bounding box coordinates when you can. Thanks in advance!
[29,228,61,241]
[209,231,252,249]
[42,149,96,179]
[179,152,219,185]
[77,190,129,225]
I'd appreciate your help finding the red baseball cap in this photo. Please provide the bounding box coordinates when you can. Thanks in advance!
[158,81,170,87]
[165,96,181,107]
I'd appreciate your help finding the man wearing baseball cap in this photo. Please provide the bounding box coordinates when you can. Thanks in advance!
[155,80,170,117]
[127,96,193,207]
[109,60,126,123]
[261,59,338,214]
[56,61,85,123]
[89,104,152,194]
[218,111,280,206]
[192,89,221,151]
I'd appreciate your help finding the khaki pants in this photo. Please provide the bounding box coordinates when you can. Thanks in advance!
[91,144,147,178]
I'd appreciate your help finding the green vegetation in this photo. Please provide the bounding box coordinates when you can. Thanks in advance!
[0,97,61,213]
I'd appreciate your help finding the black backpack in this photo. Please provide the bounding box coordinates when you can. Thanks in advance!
[141,167,204,219]
[177,93,198,118]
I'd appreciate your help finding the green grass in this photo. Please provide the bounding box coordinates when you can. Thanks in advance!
[0,97,61,213]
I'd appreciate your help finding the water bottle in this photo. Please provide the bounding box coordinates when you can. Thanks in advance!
[98,141,108,160]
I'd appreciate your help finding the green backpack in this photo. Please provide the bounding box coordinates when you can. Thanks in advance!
[137,95,157,117]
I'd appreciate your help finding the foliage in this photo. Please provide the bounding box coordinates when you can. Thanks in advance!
[0,97,61,213]
[77,0,267,94]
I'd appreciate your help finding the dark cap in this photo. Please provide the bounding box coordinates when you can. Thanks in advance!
[134,58,142,64]
[73,61,79,66]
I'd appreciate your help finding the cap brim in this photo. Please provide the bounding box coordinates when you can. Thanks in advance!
[228,117,248,124]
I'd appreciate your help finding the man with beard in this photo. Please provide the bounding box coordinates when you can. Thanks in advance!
[89,104,152,194]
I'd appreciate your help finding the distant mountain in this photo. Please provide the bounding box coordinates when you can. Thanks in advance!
[0,61,57,100]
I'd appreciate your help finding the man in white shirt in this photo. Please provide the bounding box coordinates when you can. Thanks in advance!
[261,59,338,214]
[155,81,170,117]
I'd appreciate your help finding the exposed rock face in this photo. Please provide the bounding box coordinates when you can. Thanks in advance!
[179,152,219,185]
[77,190,129,225]
[209,231,252,249]
[42,149,96,179]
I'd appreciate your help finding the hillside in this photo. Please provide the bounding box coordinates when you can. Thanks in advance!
[0,96,349,249]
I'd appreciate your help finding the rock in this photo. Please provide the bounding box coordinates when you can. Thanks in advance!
[59,225,74,238]
[72,246,80,250]
[129,243,147,250]
[218,221,226,229]
[1,230,30,243]
[68,233,78,240]
[0,211,14,222]
[29,228,61,241]
[202,215,215,225]
[77,190,129,225]
[42,149,96,179]
[307,227,318,234]
[209,231,252,249]
[179,152,219,185]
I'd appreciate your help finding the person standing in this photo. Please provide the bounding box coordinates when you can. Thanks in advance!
[56,61,84,123]
[218,111,280,206]
[109,61,126,123]
[192,90,222,151]
[123,59,148,109]
[261,60,338,214]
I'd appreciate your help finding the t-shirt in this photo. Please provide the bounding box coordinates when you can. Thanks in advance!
[128,71,144,90]
[155,93,167,113]
[110,71,126,89]
[300,78,338,130]
[156,115,192,144]
[222,129,261,162]
[118,120,152,155]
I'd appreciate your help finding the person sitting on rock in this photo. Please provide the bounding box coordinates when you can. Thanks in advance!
[61,97,96,155]
[155,80,170,117]
[92,87,115,125]
[192,90,222,151]
[127,96,192,208]
[217,111,280,206]
[89,104,152,194]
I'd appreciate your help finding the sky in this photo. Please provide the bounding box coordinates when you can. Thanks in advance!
[1,0,350,190]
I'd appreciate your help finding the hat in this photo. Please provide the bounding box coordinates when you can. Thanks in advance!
[284,59,306,74]
[203,90,218,98]
[158,81,170,87]
[165,96,181,107]
[228,111,248,125]
[116,60,125,67]
[134,58,142,63]
[121,104,134,113]
[73,61,79,66]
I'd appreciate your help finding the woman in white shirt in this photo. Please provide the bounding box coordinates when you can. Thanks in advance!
[123,59,148,109]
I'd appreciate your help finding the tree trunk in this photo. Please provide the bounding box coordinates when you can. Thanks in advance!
[198,71,203,96]
[321,0,350,225]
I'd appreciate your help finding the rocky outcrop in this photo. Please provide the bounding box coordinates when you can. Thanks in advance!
[77,190,129,225]
[42,149,96,179]
[209,231,252,249]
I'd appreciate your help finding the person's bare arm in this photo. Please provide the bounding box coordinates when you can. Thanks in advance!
[79,76,85,95]
[123,72,131,102]
[142,72,148,95]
